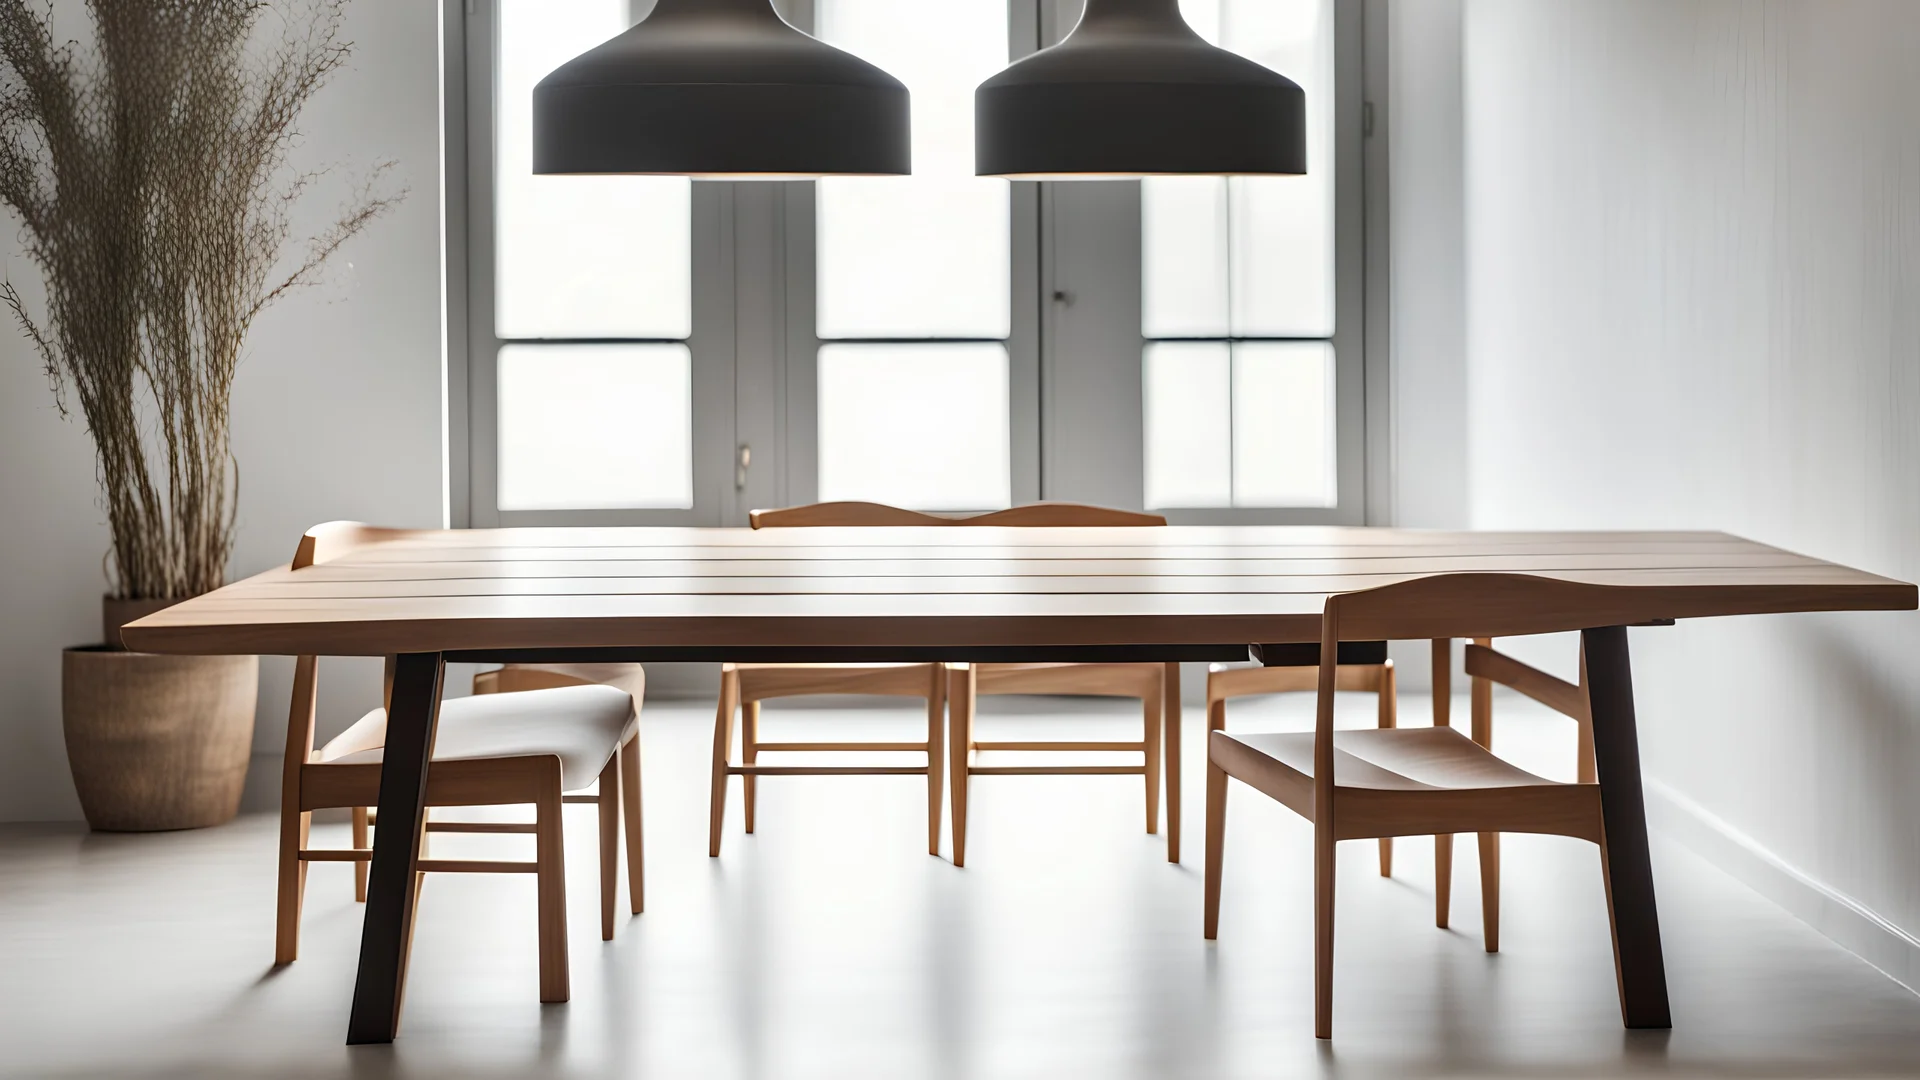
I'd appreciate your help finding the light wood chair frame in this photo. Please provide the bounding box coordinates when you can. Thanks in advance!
[274,529,642,1008]
[1205,656,1398,875]
[712,502,1180,865]
[946,660,1178,867]
[1448,634,1596,951]
[472,664,647,939]
[1203,574,1630,1039]
[709,661,948,856]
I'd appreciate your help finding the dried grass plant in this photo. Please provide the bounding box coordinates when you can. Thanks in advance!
[0,0,402,600]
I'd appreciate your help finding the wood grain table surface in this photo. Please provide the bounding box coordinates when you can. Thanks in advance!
[121,525,1915,658]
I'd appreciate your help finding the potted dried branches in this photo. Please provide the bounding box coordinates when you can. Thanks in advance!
[0,1,400,829]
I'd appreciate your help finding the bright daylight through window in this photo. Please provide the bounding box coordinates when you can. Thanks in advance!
[814,0,1012,510]
[1142,0,1335,509]
[484,0,1339,517]
[493,0,692,511]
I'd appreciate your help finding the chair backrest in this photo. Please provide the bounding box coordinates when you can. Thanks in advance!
[749,500,1165,529]
[291,520,404,569]
[1325,572,1668,643]
[285,523,403,782]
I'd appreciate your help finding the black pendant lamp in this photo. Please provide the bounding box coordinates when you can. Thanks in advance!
[534,0,909,177]
[975,0,1305,178]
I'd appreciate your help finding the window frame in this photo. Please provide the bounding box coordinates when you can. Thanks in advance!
[459,0,742,528]
[775,4,1044,509]
[445,0,1380,529]
[1037,0,1369,525]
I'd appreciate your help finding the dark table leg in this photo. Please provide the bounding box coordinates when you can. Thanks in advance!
[1581,626,1672,1029]
[347,652,446,1045]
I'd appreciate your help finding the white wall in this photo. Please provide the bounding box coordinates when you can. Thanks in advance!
[1460,0,1920,984]
[0,0,445,820]
[1382,0,1469,692]
[1387,0,1468,532]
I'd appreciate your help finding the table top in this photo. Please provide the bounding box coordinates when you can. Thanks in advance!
[120,524,1915,658]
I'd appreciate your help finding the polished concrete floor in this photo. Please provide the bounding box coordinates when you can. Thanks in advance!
[4,690,1920,1079]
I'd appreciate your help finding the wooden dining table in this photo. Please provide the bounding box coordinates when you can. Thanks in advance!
[122,523,1915,1045]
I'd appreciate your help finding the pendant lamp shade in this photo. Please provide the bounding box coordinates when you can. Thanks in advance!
[975,0,1305,178]
[533,0,909,177]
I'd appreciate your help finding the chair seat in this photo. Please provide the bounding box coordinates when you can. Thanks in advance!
[1210,727,1601,842]
[732,662,941,700]
[1224,727,1557,791]
[1207,661,1390,701]
[731,662,927,671]
[974,661,1161,696]
[328,684,637,791]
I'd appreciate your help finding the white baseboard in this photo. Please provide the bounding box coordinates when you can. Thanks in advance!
[1646,777,1920,996]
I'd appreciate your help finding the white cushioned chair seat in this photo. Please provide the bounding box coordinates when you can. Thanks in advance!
[329,684,637,792]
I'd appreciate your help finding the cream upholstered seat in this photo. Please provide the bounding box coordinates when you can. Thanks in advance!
[328,684,637,792]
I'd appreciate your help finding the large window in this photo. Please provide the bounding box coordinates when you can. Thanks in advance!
[490,0,693,513]
[813,0,1012,510]
[1141,0,1337,510]
[457,0,1364,526]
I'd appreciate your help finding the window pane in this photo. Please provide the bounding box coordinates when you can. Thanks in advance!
[495,0,691,339]
[497,344,692,510]
[815,0,1009,339]
[1142,178,1230,339]
[1141,0,1335,338]
[1232,342,1335,507]
[1225,0,1335,337]
[817,344,1010,510]
[1144,342,1334,509]
[1144,342,1232,509]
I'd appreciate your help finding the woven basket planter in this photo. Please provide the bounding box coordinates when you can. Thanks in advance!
[62,599,258,831]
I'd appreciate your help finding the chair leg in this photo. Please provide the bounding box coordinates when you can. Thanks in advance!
[1430,642,1455,929]
[275,808,310,965]
[597,754,620,942]
[948,665,974,867]
[352,807,370,902]
[1479,832,1501,952]
[621,734,644,915]
[1469,640,1499,952]
[709,667,737,858]
[926,666,945,857]
[742,700,760,834]
[1576,642,1596,784]
[535,768,570,1004]
[1203,728,1228,940]
[1314,815,1337,1040]
[1164,661,1182,864]
[1377,662,1397,877]
[1143,684,1163,836]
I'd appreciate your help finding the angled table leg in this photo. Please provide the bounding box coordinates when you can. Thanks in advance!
[347,652,446,1045]
[1581,626,1672,1029]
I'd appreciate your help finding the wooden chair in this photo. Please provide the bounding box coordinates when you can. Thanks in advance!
[471,662,648,936]
[274,526,644,1006]
[1204,642,1400,877]
[947,658,1170,866]
[1203,575,1615,1039]
[709,502,1179,867]
[1451,633,1596,952]
[710,661,948,857]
